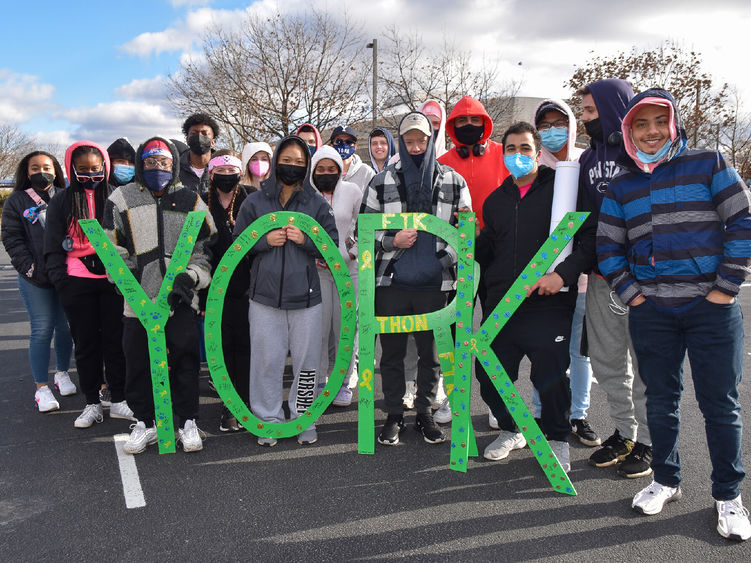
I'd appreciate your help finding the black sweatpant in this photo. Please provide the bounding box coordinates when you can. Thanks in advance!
[222,295,250,405]
[122,304,200,427]
[375,285,447,415]
[59,276,125,404]
[476,306,572,441]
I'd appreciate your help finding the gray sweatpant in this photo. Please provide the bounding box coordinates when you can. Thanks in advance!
[585,274,650,445]
[248,300,322,424]
[319,267,357,390]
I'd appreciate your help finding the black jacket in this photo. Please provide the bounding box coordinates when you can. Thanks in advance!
[476,165,596,313]
[179,149,211,198]
[1,187,56,287]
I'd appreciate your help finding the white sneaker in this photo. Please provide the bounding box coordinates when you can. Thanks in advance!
[332,386,353,407]
[632,480,682,515]
[109,400,136,421]
[434,398,452,424]
[54,371,76,396]
[74,403,104,428]
[432,374,447,410]
[402,380,416,410]
[550,440,571,472]
[123,421,158,454]
[717,495,751,541]
[347,370,359,389]
[178,419,203,452]
[35,386,59,413]
[488,408,499,430]
[484,430,526,461]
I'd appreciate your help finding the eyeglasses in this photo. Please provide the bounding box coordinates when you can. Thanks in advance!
[333,139,356,147]
[537,119,569,131]
[143,157,173,170]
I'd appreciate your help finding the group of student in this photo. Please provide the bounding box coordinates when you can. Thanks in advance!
[2,78,750,541]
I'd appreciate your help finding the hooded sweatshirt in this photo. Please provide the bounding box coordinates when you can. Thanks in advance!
[419,99,447,157]
[342,153,375,194]
[44,140,112,285]
[295,123,323,153]
[233,136,339,310]
[597,88,751,312]
[367,127,396,173]
[241,141,273,188]
[439,96,508,229]
[532,98,584,168]
[102,136,216,317]
[309,145,363,275]
[107,138,136,187]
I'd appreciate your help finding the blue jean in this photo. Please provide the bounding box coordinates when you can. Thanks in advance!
[629,298,745,501]
[532,291,592,419]
[17,275,73,385]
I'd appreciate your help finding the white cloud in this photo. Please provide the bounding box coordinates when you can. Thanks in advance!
[0,70,56,123]
[115,75,172,107]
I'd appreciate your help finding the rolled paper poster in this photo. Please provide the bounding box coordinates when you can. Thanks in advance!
[547,160,580,288]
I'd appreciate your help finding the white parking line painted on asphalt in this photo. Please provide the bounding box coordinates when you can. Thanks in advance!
[114,433,146,509]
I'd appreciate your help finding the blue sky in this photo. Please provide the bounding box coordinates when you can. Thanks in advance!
[2,0,749,153]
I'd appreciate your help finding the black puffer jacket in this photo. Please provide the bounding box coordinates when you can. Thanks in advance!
[476,165,596,313]
[1,187,58,287]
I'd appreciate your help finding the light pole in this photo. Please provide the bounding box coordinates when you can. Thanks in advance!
[366,39,377,127]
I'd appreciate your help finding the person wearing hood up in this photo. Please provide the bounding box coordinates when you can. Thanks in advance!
[240,141,273,191]
[107,138,136,188]
[598,88,751,540]
[361,111,471,447]
[179,112,220,198]
[438,95,508,230]
[44,141,131,428]
[233,135,338,447]
[527,99,600,450]
[368,127,396,173]
[419,99,447,158]
[577,79,653,479]
[296,123,323,158]
[308,145,363,407]
[103,137,216,454]
[329,125,375,192]
[475,121,596,472]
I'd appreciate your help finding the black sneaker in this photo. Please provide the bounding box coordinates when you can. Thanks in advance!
[219,407,240,432]
[378,414,406,446]
[415,412,446,444]
[571,418,602,447]
[588,429,634,467]
[617,442,653,478]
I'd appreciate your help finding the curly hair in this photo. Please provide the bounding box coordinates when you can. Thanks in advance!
[181,112,220,139]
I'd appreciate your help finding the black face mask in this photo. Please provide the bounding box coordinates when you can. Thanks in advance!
[212,173,240,193]
[454,123,484,145]
[276,164,307,186]
[584,118,603,143]
[29,172,54,191]
[313,173,338,192]
[188,134,212,155]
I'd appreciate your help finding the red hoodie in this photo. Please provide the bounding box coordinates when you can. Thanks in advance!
[439,96,508,228]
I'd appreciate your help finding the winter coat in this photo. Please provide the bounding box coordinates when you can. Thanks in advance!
[597,88,751,312]
[102,135,216,317]
[233,136,339,310]
[179,148,212,198]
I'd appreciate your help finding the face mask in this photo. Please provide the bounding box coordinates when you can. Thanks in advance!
[504,153,536,179]
[313,173,339,192]
[112,164,135,184]
[29,172,54,191]
[636,139,671,165]
[212,172,240,193]
[248,160,270,178]
[410,152,426,169]
[540,127,569,152]
[276,164,307,186]
[584,118,603,142]
[334,143,356,160]
[143,169,172,192]
[308,145,317,158]
[454,123,484,145]
[188,134,212,155]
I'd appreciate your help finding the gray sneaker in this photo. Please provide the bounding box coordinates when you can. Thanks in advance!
[550,439,571,472]
[298,426,318,445]
[258,436,278,447]
[484,430,526,460]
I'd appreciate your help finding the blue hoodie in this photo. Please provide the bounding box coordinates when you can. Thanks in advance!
[578,79,634,211]
[367,127,396,173]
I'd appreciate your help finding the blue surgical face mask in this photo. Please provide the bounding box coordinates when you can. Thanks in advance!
[113,164,135,184]
[334,143,356,160]
[504,153,536,179]
[308,144,317,158]
[143,169,172,192]
[636,139,671,164]
[540,127,568,152]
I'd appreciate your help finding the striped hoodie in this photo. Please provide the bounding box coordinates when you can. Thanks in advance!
[597,88,751,312]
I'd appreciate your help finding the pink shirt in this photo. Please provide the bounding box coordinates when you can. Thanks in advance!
[66,188,106,279]
[518,182,533,198]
